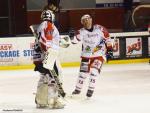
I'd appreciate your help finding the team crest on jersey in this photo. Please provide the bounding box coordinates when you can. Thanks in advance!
[87,34,98,38]
[85,46,91,52]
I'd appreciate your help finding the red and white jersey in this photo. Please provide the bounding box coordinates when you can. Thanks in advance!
[72,24,112,59]
[33,21,60,64]
[37,21,60,51]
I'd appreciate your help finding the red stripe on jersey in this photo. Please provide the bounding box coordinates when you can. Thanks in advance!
[44,22,53,40]
[102,27,109,39]
[98,25,110,39]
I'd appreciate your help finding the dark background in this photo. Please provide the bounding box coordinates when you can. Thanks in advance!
[0,0,149,36]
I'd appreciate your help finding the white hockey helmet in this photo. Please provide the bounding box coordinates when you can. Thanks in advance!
[41,10,55,22]
[81,14,91,24]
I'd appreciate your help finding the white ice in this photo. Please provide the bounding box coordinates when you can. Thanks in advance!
[0,63,150,113]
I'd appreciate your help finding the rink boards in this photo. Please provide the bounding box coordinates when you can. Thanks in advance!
[0,31,150,69]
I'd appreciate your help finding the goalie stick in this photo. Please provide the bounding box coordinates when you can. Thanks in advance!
[29,25,66,98]
[29,25,37,37]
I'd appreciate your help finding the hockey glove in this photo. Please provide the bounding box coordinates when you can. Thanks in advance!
[106,48,113,61]
[34,43,42,52]
[59,36,71,48]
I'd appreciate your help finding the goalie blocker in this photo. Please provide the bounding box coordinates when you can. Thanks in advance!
[43,48,59,70]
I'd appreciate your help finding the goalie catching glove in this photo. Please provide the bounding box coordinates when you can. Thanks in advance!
[59,36,71,48]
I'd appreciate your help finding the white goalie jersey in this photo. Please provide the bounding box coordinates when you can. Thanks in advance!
[37,21,60,51]
[35,21,61,70]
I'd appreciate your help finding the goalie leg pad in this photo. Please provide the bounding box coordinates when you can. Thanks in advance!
[48,97,65,109]
[35,83,48,107]
[47,79,65,109]
[48,79,58,99]
[35,75,49,107]
[53,98,65,109]
[49,69,66,98]
[35,74,64,108]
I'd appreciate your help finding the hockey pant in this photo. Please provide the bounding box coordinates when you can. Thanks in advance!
[35,74,65,109]
[75,58,103,93]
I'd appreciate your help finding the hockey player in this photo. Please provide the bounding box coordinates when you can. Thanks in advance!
[33,10,66,109]
[31,0,67,99]
[69,14,113,98]
[44,0,60,13]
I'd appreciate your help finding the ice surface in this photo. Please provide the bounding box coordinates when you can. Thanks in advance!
[0,63,150,113]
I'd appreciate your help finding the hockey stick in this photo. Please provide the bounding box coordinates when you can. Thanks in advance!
[30,25,38,38]
[49,70,66,98]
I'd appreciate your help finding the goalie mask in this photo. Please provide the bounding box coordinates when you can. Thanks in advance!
[41,10,55,22]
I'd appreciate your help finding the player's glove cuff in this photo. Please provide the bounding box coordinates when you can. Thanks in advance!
[106,48,113,60]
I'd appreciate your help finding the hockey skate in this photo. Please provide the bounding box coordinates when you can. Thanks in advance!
[86,90,94,98]
[72,89,81,95]
[70,89,81,98]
